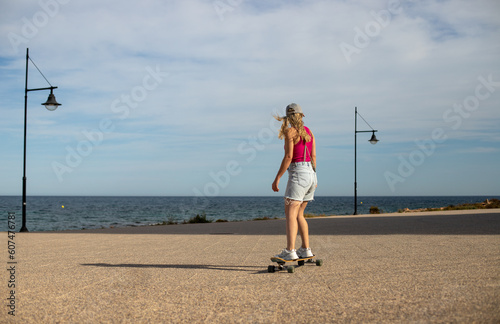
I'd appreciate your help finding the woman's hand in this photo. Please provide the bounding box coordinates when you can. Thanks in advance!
[272,178,280,192]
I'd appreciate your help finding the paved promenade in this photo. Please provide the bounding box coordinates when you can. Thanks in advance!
[2,209,499,323]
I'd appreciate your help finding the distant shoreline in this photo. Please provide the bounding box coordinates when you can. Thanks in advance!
[39,208,500,235]
[394,198,500,214]
[140,200,500,226]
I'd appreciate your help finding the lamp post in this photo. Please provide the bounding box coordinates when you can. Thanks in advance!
[354,107,378,215]
[21,48,61,232]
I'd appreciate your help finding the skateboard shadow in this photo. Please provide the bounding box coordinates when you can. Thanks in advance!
[81,263,268,274]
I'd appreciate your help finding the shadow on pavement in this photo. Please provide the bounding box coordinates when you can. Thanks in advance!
[81,263,267,274]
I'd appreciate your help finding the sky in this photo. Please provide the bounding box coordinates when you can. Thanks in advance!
[0,0,499,197]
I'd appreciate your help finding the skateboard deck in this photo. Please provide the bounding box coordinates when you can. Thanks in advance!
[268,255,323,273]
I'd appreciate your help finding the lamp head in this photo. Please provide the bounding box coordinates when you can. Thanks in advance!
[41,89,61,111]
[369,131,379,145]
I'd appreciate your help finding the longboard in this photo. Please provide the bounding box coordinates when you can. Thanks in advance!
[268,255,323,273]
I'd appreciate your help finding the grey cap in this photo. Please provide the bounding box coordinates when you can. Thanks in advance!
[286,103,304,117]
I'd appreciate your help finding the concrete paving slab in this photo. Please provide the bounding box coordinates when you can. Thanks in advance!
[1,209,499,323]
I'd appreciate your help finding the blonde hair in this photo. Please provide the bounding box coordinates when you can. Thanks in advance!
[274,113,311,144]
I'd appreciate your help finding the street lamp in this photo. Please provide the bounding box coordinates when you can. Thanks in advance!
[21,48,61,232]
[354,107,378,215]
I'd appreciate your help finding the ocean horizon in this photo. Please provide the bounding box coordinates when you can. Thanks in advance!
[2,195,499,232]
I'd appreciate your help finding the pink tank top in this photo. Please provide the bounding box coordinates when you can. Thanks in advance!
[291,126,313,163]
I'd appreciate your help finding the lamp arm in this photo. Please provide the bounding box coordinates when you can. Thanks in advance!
[355,130,378,133]
[27,86,58,92]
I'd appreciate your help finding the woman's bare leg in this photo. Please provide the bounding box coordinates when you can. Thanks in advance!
[285,199,301,250]
[297,201,310,248]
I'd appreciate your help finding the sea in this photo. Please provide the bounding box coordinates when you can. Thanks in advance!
[1,196,498,232]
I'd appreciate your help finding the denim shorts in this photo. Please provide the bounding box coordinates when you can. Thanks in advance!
[284,162,317,202]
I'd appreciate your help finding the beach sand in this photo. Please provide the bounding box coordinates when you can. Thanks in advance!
[2,209,499,323]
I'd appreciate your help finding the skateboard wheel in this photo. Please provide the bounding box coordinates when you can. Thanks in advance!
[298,260,305,266]
[316,259,323,266]
[268,265,275,273]
[287,266,295,273]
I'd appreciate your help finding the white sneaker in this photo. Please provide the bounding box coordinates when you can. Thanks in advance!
[274,249,298,261]
[297,247,313,258]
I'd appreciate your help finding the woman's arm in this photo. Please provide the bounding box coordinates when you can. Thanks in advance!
[310,130,316,170]
[272,128,294,192]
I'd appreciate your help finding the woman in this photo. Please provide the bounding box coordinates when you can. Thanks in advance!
[272,103,317,260]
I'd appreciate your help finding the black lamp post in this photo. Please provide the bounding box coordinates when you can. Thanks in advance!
[21,48,61,232]
[354,107,378,215]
